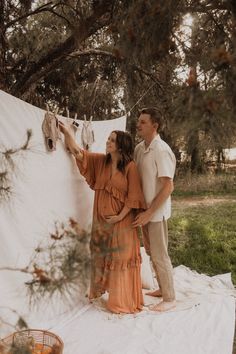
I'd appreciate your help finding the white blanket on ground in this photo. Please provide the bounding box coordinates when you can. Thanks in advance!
[54,269,235,354]
[0,90,235,354]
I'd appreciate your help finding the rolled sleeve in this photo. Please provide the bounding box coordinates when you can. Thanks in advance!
[156,150,176,179]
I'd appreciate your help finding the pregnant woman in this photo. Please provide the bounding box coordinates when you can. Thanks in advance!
[59,122,146,314]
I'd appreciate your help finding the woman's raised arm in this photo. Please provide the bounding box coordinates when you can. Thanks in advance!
[59,121,83,161]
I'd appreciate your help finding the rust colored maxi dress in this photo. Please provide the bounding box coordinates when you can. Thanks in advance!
[76,151,146,314]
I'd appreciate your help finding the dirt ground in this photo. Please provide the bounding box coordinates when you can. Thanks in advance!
[173,195,236,207]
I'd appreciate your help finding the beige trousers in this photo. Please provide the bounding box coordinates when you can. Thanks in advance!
[145,220,175,302]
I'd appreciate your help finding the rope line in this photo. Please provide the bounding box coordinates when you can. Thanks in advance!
[126,81,158,116]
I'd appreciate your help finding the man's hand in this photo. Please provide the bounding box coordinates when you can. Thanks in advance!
[133,177,174,227]
[132,209,153,227]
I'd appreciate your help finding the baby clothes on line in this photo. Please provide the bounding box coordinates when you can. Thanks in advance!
[42,112,60,151]
[81,120,95,150]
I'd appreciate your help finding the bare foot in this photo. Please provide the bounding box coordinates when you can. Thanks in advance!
[149,300,176,312]
[145,289,162,297]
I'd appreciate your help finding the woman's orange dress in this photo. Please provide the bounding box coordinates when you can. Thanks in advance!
[76,151,146,314]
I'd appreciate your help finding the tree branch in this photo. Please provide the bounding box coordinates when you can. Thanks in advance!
[67,48,115,59]
[0,266,29,273]
[5,2,54,29]
[182,3,230,14]
[67,48,164,91]
[4,1,82,29]
[10,1,112,98]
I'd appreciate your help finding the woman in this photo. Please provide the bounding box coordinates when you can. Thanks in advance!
[59,122,146,314]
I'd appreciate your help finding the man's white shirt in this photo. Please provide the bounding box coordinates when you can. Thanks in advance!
[134,134,176,222]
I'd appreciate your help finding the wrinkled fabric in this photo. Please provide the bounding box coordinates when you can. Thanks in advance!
[42,112,60,151]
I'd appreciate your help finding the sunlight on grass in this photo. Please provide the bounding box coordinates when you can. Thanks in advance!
[178,218,189,228]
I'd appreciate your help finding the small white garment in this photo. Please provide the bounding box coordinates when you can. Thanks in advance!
[41,111,60,151]
[81,118,95,150]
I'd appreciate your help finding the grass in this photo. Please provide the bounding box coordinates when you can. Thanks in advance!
[169,199,236,284]
[170,172,236,353]
[173,171,236,197]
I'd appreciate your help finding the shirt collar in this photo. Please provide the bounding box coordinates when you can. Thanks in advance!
[141,134,160,152]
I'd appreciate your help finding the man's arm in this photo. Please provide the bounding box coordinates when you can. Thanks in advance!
[132,177,174,227]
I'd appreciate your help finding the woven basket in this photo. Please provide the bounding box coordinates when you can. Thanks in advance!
[0,329,63,354]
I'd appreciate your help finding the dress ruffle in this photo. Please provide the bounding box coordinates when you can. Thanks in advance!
[104,182,126,203]
[103,182,146,210]
[94,254,142,271]
[125,197,146,209]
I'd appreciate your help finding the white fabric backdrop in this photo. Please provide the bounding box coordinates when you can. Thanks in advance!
[0,89,126,333]
[0,90,235,354]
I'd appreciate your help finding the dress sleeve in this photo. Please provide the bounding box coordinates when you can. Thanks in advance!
[125,161,146,209]
[76,150,105,190]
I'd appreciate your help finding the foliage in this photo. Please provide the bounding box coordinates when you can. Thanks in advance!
[0,130,32,202]
[169,199,236,284]
[0,131,32,334]
[25,218,91,306]
[0,307,28,340]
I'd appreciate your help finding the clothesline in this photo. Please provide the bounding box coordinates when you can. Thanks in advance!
[126,81,158,116]
[49,81,158,122]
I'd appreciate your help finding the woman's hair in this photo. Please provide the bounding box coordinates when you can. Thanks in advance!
[105,130,134,173]
[139,107,163,132]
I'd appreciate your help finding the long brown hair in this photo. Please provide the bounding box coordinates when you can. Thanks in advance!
[105,130,134,173]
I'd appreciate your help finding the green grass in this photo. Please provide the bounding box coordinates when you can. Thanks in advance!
[169,200,236,284]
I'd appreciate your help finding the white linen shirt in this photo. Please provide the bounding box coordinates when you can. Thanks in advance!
[134,134,176,222]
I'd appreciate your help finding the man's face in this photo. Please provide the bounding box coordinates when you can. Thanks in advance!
[136,113,157,139]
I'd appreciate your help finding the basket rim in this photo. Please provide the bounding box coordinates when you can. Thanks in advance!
[0,328,64,347]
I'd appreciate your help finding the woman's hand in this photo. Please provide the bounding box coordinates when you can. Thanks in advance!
[105,215,121,224]
[58,120,83,158]
[58,120,70,136]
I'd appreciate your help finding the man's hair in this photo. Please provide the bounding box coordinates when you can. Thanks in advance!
[139,107,163,132]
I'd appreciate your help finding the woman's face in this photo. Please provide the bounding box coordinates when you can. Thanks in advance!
[106,132,118,154]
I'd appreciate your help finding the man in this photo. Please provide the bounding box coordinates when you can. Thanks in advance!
[133,107,176,312]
